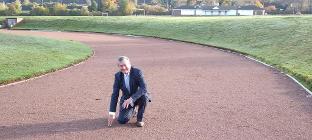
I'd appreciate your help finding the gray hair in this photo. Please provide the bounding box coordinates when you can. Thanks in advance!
[118,56,130,62]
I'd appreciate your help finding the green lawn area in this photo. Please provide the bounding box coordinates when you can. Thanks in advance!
[0,33,92,85]
[1,16,311,91]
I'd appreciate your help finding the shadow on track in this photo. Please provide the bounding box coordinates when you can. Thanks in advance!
[0,118,137,139]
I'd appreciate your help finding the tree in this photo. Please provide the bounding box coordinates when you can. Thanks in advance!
[218,0,231,6]
[99,0,117,12]
[90,0,97,11]
[265,5,277,13]
[31,5,49,16]
[53,2,67,15]
[6,4,17,15]
[119,0,135,15]
[85,0,92,6]
[5,0,22,15]
[98,0,103,11]
[80,6,89,15]
[23,0,31,5]
[186,0,195,6]
[255,0,264,8]
[14,0,22,14]
[0,2,7,16]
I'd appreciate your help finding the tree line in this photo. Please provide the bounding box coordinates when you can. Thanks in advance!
[0,0,311,16]
[0,0,169,16]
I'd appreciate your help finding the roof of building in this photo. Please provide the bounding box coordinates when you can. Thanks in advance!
[238,5,264,10]
[174,5,264,10]
[174,5,197,9]
[201,6,238,10]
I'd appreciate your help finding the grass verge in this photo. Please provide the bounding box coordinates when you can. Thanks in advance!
[0,32,92,85]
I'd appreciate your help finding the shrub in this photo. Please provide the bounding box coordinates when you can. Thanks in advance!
[67,3,83,10]
[68,8,81,16]
[20,10,30,16]
[90,11,103,16]
[139,4,168,15]
[80,6,90,16]
[31,5,49,16]
[53,3,67,16]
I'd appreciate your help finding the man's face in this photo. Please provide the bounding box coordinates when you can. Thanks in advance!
[118,60,131,74]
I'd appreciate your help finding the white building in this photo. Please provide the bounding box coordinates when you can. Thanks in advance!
[172,5,265,16]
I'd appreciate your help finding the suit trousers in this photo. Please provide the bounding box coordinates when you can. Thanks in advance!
[117,95,147,124]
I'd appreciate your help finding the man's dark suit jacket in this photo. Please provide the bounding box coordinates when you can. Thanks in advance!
[109,66,150,113]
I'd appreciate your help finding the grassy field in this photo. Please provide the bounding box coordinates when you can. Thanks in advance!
[0,33,92,85]
[1,16,311,90]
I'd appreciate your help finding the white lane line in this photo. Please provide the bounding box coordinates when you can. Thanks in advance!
[245,56,312,96]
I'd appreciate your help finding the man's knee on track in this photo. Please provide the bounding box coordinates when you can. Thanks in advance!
[118,117,130,124]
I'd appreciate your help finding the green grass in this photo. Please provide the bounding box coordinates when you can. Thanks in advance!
[1,16,311,91]
[0,32,92,85]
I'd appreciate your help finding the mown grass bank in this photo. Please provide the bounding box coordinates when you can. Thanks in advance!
[0,32,92,85]
[3,16,312,91]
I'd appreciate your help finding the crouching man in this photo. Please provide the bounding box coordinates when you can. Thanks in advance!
[108,56,150,127]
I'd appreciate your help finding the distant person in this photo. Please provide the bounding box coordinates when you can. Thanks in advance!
[107,56,151,127]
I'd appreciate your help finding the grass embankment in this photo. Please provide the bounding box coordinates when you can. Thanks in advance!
[5,16,312,91]
[0,33,92,85]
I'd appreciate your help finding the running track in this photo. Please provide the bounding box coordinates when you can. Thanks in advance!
[1,30,312,139]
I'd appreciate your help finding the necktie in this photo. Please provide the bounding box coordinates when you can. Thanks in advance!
[125,73,130,92]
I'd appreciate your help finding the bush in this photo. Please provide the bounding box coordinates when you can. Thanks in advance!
[80,6,90,16]
[53,3,67,16]
[20,10,30,16]
[90,11,103,16]
[68,8,81,16]
[31,5,49,16]
[265,5,277,14]
[67,3,83,10]
[139,4,168,15]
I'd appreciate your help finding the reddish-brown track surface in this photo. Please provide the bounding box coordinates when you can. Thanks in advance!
[1,30,312,140]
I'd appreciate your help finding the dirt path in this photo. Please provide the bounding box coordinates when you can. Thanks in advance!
[1,30,312,140]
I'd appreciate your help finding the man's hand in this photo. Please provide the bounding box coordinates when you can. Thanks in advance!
[108,113,115,127]
[122,98,133,109]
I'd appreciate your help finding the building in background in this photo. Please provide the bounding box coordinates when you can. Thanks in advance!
[172,5,265,16]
